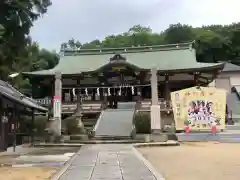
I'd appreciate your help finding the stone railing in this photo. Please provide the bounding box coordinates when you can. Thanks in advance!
[62,103,103,113]
[35,97,52,106]
[34,97,101,106]
[138,99,172,112]
[34,97,103,113]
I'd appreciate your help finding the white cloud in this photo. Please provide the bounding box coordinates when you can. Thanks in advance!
[30,0,240,50]
[179,0,240,26]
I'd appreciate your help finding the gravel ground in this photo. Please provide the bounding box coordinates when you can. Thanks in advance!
[0,147,79,165]
[0,147,79,179]
[138,142,240,180]
[0,167,58,180]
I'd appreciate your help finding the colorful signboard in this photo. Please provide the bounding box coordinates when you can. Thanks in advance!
[171,87,226,131]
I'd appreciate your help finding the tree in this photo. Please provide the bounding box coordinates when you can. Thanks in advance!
[0,0,52,80]
[0,24,4,38]
[229,28,240,64]
[164,23,195,44]
[60,23,240,65]
[68,38,76,49]
[128,25,152,34]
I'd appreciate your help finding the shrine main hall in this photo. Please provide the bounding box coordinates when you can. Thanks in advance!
[22,42,225,135]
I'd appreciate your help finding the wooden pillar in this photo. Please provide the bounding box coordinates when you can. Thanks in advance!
[99,88,103,101]
[31,78,34,98]
[150,68,161,133]
[164,75,170,107]
[12,105,17,152]
[0,97,4,151]
[103,88,108,109]
[31,108,35,146]
[93,89,96,101]
[194,72,200,86]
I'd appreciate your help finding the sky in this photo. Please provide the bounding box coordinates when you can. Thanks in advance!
[30,0,240,51]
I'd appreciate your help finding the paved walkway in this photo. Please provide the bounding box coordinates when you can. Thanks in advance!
[58,144,157,180]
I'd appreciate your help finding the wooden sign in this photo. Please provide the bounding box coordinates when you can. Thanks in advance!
[112,66,126,70]
[171,86,226,131]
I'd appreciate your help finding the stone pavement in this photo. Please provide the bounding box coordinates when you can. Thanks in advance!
[58,144,158,180]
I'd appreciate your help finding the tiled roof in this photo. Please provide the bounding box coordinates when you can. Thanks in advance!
[23,42,224,76]
[222,63,240,72]
[0,80,47,112]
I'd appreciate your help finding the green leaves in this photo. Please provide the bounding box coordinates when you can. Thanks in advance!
[0,24,4,37]
[164,23,195,44]
[0,0,52,80]
[0,0,54,91]
[61,23,240,65]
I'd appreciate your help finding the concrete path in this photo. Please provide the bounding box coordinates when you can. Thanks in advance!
[58,144,158,180]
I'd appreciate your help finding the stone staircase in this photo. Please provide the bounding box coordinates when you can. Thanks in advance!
[81,114,100,133]
[93,102,136,140]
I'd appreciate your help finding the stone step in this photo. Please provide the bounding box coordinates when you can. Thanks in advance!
[82,118,98,122]
[226,125,240,130]
[64,139,144,144]
[82,121,97,126]
[93,136,131,140]
[94,108,135,138]
[176,132,240,142]
[84,127,93,131]
[219,137,240,143]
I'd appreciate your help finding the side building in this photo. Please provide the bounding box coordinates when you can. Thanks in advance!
[209,63,240,122]
[0,80,47,151]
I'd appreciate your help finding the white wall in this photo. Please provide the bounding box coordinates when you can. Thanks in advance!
[209,72,240,92]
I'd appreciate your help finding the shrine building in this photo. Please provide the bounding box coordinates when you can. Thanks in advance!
[22,42,225,133]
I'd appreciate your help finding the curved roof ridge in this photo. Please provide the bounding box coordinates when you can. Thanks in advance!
[61,41,194,56]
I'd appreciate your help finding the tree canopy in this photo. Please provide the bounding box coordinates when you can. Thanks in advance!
[1,0,240,92]
[0,0,59,88]
[61,23,240,64]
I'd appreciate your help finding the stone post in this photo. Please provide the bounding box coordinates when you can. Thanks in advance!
[53,71,62,136]
[150,68,161,133]
[76,89,84,131]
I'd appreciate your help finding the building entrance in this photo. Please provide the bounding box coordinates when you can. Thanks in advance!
[107,87,134,108]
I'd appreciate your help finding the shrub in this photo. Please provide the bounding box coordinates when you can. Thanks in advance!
[64,116,84,135]
[19,116,32,134]
[134,113,150,134]
[34,115,48,135]
[20,115,48,136]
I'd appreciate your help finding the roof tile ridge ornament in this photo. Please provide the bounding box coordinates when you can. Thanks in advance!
[189,40,195,50]
[61,41,195,56]
[110,53,126,62]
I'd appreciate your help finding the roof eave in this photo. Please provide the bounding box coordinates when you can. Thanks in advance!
[22,72,55,77]
[157,63,225,74]
[1,92,48,112]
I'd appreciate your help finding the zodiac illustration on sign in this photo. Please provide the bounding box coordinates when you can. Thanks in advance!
[187,100,220,126]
